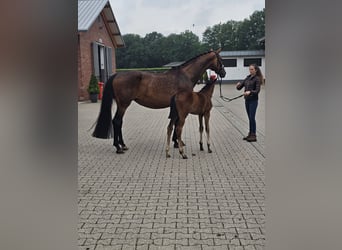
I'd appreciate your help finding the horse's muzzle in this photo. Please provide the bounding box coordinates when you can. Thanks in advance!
[219,68,226,78]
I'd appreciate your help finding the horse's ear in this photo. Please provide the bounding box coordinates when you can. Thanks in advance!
[216,48,222,53]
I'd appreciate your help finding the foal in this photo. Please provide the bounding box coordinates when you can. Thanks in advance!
[166,76,217,159]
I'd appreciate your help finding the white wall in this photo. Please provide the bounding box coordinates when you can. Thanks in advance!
[220,57,265,81]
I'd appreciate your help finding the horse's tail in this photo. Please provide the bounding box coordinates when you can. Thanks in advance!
[168,95,179,122]
[91,74,117,139]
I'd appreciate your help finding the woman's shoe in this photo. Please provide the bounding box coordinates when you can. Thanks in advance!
[246,133,257,142]
[243,133,251,140]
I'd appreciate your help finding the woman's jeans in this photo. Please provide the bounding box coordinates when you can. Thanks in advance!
[245,99,258,134]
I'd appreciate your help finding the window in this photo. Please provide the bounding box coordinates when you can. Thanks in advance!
[244,58,262,67]
[222,59,237,67]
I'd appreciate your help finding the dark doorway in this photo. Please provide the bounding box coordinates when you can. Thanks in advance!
[92,42,112,82]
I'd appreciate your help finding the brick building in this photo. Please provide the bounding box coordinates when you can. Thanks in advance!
[78,0,125,101]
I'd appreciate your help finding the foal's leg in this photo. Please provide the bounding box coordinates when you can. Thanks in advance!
[172,123,178,148]
[176,119,187,159]
[172,122,186,148]
[198,115,204,151]
[204,112,212,153]
[166,120,174,158]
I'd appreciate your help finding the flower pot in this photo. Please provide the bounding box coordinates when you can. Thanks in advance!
[89,93,98,103]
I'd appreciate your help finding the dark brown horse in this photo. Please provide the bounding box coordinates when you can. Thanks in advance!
[166,77,217,159]
[92,49,226,153]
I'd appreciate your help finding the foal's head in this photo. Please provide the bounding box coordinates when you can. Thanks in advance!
[199,75,217,97]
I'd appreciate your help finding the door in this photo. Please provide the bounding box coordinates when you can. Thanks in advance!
[92,42,113,82]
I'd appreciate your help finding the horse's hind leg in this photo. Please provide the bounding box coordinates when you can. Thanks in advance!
[166,120,173,158]
[113,105,129,153]
[112,114,123,154]
[118,121,128,151]
[204,112,212,153]
[198,115,204,151]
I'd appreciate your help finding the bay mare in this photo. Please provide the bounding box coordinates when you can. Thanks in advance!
[92,49,226,153]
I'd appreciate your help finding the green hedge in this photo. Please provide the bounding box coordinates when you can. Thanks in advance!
[116,68,209,84]
[116,67,170,73]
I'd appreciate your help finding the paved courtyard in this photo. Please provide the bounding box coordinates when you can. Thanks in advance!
[78,83,265,250]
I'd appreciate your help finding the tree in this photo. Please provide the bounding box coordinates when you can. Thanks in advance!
[115,9,265,68]
[236,19,250,50]
[143,32,166,67]
[202,9,265,51]
[202,21,241,50]
[172,31,202,61]
[246,9,265,50]
[116,33,144,68]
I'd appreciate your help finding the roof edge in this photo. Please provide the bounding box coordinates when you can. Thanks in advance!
[78,0,109,32]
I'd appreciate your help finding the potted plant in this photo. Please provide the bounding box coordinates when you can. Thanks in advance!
[87,74,100,103]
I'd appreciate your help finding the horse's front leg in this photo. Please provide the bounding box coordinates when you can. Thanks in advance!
[204,112,212,153]
[198,115,204,151]
[166,120,173,158]
[176,119,187,159]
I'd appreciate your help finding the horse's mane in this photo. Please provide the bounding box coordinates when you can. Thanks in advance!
[171,50,213,69]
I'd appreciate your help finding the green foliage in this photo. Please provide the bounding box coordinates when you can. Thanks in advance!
[203,9,265,51]
[116,30,204,68]
[117,67,169,73]
[87,74,99,94]
[116,8,265,68]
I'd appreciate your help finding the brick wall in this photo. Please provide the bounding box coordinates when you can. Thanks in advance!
[78,14,117,101]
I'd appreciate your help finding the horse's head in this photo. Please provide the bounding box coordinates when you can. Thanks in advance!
[174,49,226,85]
[210,48,226,78]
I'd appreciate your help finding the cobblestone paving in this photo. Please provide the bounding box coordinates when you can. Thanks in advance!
[78,84,265,250]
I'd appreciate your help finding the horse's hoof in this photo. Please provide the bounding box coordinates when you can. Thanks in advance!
[182,155,188,159]
[116,149,124,154]
[166,154,171,158]
[200,147,204,151]
[208,149,212,153]
[173,143,179,148]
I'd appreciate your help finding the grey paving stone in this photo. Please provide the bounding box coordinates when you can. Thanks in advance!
[78,84,265,249]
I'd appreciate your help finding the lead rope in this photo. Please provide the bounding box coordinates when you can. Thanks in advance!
[218,76,244,102]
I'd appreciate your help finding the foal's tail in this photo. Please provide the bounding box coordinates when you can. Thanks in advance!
[92,74,117,139]
[168,95,179,123]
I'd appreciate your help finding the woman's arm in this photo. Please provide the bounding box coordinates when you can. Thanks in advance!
[236,79,245,90]
[250,77,261,95]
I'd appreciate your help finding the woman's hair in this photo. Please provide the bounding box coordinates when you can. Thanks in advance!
[250,64,264,84]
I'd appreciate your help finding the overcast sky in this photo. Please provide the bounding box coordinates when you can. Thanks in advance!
[109,0,265,39]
